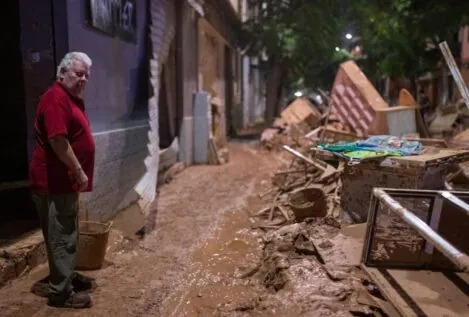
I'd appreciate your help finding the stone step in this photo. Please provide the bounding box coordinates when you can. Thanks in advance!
[0,230,46,287]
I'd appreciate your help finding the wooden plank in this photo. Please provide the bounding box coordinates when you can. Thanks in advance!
[362,265,469,317]
[208,137,219,165]
[280,98,321,127]
[362,265,419,317]
[356,290,402,317]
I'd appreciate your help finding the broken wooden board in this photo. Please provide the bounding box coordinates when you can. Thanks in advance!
[362,265,469,317]
[312,223,366,266]
[280,97,322,128]
[397,89,417,107]
[356,290,402,317]
[208,137,220,165]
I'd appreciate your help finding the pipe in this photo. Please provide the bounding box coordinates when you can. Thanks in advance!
[439,191,469,217]
[282,145,326,171]
[373,188,469,272]
[439,41,469,111]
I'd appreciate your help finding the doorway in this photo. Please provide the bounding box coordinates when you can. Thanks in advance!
[0,0,58,244]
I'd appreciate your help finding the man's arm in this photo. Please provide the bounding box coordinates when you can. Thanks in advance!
[42,95,88,191]
[49,136,88,191]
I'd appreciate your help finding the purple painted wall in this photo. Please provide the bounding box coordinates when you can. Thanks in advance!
[66,0,149,132]
[65,0,152,221]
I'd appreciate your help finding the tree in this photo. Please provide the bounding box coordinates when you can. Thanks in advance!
[356,0,469,82]
[243,0,353,123]
[243,0,469,122]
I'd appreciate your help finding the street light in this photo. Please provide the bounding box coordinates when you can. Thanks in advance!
[345,33,353,40]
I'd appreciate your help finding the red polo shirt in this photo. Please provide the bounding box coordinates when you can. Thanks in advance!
[30,82,95,194]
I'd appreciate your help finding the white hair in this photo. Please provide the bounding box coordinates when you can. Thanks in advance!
[56,52,92,79]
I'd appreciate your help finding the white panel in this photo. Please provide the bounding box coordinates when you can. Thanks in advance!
[387,109,417,137]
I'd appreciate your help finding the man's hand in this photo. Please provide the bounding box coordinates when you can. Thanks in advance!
[49,136,88,191]
[74,168,88,191]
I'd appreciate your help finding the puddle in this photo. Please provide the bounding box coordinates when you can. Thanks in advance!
[160,195,296,316]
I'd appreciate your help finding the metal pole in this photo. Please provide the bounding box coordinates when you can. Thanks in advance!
[282,145,326,172]
[373,188,469,272]
[439,41,469,111]
[439,191,469,217]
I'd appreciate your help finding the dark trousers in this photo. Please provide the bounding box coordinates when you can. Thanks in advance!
[32,193,79,298]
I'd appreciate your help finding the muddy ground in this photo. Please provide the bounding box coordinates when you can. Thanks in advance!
[0,141,386,317]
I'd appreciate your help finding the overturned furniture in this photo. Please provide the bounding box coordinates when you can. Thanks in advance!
[341,148,469,221]
[331,61,420,137]
[330,61,389,136]
[362,188,469,317]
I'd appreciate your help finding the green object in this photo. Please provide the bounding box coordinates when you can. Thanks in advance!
[343,150,401,160]
[320,142,358,152]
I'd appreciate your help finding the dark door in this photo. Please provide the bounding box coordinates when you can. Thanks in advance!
[0,0,57,240]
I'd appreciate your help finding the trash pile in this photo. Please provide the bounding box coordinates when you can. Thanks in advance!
[253,134,434,230]
[249,131,469,315]
[252,143,343,230]
[256,47,469,225]
[248,43,469,316]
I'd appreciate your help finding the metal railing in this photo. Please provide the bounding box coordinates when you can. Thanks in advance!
[362,188,469,272]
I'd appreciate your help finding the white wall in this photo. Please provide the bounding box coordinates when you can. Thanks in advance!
[241,56,266,128]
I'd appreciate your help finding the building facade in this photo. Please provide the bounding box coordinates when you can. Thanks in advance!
[2,0,158,232]
[2,0,256,237]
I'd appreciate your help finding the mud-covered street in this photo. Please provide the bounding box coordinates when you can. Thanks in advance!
[4,0,469,316]
[0,141,390,317]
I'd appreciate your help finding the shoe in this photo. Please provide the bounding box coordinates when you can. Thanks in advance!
[31,277,50,298]
[31,273,96,298]
[72,272,96,293]
[48,291,92,308]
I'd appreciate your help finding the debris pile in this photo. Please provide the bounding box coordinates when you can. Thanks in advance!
[251,129,469,315]
[261,48,469,152]
[252,143,343,231]
[245,216,387,315]
[248,42,469,316]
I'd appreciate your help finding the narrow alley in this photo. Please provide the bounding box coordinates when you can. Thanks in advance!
[0,142,293,316]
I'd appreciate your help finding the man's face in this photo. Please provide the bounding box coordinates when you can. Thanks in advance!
[59,59,90,97]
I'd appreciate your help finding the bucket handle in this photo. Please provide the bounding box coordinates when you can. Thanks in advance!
[105,221,114,233]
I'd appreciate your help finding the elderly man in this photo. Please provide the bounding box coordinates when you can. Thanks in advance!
[30,52,96,308]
